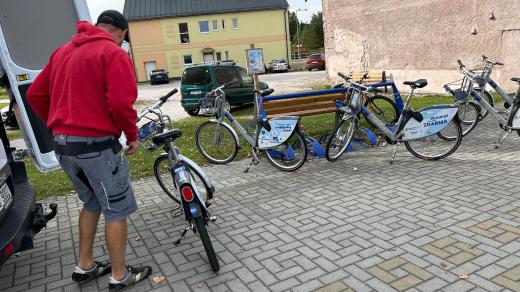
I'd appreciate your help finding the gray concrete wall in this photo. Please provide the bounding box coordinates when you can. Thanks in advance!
[323,0,520,93]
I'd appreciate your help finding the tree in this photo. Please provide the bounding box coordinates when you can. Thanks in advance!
[300,12,324,51]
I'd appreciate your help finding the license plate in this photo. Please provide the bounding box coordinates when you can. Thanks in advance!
[312,61,318,64]
[191,90,203,95]
[0,183,12,212]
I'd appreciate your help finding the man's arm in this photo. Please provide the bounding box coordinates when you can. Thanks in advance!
[26,57,54,122]
[105,53,139,143]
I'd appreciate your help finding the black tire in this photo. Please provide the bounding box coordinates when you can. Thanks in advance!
[456,101,480,137]
[153,155,211,205]
[196,121,239,164]
[194,216,220,272]
[364,95,399,127]
[307,68,312,71]
[186,107,200,116]
[404,119,462,160]
[265,129,308,171]
[475,90,494,120]
[325,116,358,161]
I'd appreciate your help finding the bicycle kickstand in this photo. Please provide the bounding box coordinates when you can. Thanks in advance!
[174,226,190,245]
[494,129,512,149]
[389,142,401,164]
[244,147,260,173]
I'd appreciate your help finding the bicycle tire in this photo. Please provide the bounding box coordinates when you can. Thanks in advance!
[404,119,462,160]
[325,116,358,161]
[153,154,211,205]
[194,216,220,272]
[475,90,494,120]
[196,121,238,164]
[264,129,308,171]
[364,95,398,127]
[448,101,480,137]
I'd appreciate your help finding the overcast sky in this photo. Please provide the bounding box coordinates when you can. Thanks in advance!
[86,0,322,23]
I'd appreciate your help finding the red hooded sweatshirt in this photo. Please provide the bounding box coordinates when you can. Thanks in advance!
[27,21,138,142]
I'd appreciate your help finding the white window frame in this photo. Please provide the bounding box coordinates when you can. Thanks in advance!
[212,20,218,31]
[232,18,239,30]
[199,21,210,33]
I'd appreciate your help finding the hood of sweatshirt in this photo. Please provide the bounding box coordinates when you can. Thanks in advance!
[71,21,116,47]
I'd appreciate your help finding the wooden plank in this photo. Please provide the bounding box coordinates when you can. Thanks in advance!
[265,102,336,115]
[269,107,336,117]
[262,94,344,110]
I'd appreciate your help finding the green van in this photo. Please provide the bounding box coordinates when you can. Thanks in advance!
[180,62,269,116]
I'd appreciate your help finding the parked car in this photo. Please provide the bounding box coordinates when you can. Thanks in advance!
[266,59,289,73]
[306,53,326,71]
[150,69,169,85]
[180,63,269,116]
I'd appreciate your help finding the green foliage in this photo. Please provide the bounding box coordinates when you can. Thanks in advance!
[301,12,324,51]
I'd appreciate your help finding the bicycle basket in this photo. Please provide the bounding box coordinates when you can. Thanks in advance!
[138,121,158,141]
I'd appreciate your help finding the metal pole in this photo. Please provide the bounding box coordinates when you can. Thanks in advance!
[296,15,300,60]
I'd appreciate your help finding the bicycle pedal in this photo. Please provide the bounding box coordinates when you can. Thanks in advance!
[209,216,217,223]
[205,201,212,208]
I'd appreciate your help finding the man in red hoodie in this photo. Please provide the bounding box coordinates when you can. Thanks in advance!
[27,10,150,292]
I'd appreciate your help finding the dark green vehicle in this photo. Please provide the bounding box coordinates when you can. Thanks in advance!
[180,63,269,116]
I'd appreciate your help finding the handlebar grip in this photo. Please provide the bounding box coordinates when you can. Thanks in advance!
[160,88,178,102]
[443,85,454,94]
[482,55,487,61]
[457,60,464,68]
[496,61,504,66]
[337,72,348,80]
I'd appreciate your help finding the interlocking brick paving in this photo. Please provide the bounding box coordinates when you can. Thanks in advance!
[2,116,520,291]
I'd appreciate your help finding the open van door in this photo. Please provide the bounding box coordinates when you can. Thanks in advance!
[0,0,90,172]
[0,0,90,267]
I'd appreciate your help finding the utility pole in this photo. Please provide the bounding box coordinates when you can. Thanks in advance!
[295,8,307,60]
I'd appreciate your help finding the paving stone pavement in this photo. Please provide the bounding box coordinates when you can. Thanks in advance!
[1,116,520,292]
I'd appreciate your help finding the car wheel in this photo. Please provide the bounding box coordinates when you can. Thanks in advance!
[307,68,312,71]
[186,107,200,116]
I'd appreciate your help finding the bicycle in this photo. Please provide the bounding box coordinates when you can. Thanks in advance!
[444,60,520,147]
[195,82,308,172]
[137,88,220,272]
[326,72,463,162]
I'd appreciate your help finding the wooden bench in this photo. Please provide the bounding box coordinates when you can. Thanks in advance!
[262,92,345,118]
[348,71,388,92]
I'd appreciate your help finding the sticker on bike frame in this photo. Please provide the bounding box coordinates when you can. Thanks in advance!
[402,107,458,141]
[513,109,520,128]
[257,117,298,149]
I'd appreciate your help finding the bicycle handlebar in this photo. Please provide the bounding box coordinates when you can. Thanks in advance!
[482,55,504,66]
[138,88,179,121]
[337,71,375,93]
[337,72,349,81]
[160,88,178,103]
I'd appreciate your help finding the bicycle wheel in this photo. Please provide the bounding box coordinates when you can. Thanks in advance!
[153,155,211,205]
[325,116,358,161]
[404,119,462,160]
[457,101,480,137]
[364,95,398,127]
[194,216,220,272]
[196,121,238,164]
[265,129,307,171]
[475,90,494,120]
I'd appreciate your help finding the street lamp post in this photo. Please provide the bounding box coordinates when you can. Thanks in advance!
[295,8,307,60]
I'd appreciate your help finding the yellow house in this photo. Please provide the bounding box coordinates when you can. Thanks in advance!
[123,0,291,82]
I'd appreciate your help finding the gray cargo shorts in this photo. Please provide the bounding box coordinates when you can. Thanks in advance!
[54,135,137,222]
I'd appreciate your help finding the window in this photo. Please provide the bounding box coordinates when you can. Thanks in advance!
[240,69,253,84]
[179,23,190,44]
[215,68,240,85]
[216,52,222,61]
[182,68,211,85]
[199,21,210,33]
[212,20,218,31]
[221,19,226,30]
[183,55,192,64]
[232,18,238,29]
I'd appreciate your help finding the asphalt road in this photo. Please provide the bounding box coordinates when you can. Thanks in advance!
[136,70,327,122]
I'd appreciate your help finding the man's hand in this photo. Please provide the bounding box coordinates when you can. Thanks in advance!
[125,140,139,155]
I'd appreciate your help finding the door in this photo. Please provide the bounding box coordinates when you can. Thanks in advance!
[144,61,157,81]
[203,52,214,63]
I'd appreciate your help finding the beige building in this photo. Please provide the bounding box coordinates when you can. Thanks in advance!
[323,0,520,92]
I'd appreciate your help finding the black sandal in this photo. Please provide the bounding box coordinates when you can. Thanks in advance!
[72,260,112,284]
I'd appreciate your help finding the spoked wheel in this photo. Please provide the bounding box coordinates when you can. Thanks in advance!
[196,121,239,164]
[325,116,358,161]
[364,95,398,127]
[153,155,211,204]
[265,130,308,171]
[194,217,220,272]
[404,119,463,160]
[475,90,494,120]
[454,101,480,137]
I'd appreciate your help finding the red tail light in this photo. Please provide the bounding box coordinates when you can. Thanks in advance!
[3,243,14,256]
[181,187,194,202]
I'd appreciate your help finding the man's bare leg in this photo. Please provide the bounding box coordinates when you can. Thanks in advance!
[105,220,128,280]
[77,209,101,269]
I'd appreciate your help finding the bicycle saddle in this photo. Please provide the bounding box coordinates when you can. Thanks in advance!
[152,129,182,145]
[403,79,428,88]
[511,77,520,83]
[254,88,275,97]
